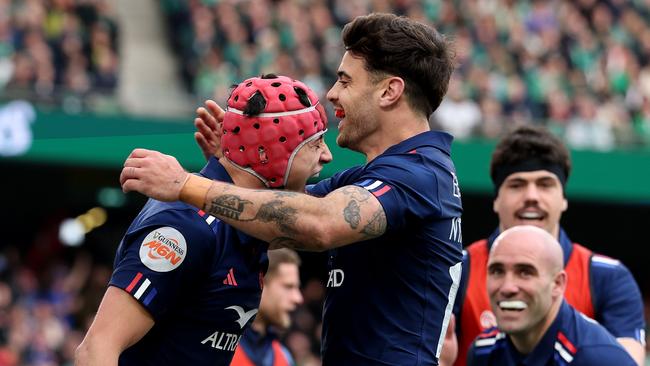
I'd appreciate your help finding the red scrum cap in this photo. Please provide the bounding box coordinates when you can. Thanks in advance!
[222,74,328,188]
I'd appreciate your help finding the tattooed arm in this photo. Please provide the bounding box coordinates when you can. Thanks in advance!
[190,175,386,251]
[121,149,386,251]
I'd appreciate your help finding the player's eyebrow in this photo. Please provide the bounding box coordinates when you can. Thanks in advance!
[337,71,352,80]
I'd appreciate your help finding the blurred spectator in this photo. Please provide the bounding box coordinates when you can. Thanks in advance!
[431,75,482,140]
[0,248,100,366]
[565,92,616,150]
[1,0,119,111]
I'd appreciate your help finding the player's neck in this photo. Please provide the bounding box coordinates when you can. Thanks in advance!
[250,317,268,336]
[363,108,430,162]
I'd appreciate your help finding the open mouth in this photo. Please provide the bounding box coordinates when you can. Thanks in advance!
[498,300,527,312]
[335,109,345,118]
[515,209,545,221]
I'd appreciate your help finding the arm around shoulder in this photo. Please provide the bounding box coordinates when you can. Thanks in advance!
[75,286,154,366]
[182,175,387,251]
[120,148,387,251]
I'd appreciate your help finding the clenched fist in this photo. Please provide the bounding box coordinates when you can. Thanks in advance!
[120,148,189,202]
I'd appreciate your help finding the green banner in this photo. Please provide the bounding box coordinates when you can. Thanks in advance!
[2,105,649,203]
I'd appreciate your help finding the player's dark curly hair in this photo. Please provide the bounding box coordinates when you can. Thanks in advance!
[490,125,572,184]
[341,13,455,118]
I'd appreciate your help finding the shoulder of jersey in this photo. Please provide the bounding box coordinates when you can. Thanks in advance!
[473,327,506,349]
[145,200,219,229]
[590,254,621,268]
[135,206,219,273]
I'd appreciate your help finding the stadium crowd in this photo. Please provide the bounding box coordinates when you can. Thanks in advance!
[0,246,113,366]
[4,0,650,148]
[0,0,118,109]
[0,237,328,366]
[162,0,650,149]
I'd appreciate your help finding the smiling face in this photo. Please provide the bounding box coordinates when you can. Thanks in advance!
[493,170,568,238]
[326,51,382,152]
[487,226,566,351]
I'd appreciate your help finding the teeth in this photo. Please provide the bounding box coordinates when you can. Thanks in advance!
[499,300,527,310]
[519,212,542,219]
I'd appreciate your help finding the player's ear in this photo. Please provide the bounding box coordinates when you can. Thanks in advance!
[378,77,404,108]
[492,195,500,214]
[552,270,567,297]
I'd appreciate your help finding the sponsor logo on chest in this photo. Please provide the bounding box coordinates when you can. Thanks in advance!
[200,305,258,352]
[200,331,242,352]
[327,269,345,287]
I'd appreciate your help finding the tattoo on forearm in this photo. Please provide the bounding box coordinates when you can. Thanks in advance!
[250,190,298,199]
[254,200,299,235]
[361,209,387,239]
[207,192,301,237]
[341,186,372,202]
[343,200,361,229]
[207,195,252,220]
[271,191,300,198]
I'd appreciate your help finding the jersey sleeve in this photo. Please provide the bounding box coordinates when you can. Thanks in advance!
[307,167,361,197]
[306,178,334,197]
[590,255,646,341]
[109,209,217,320]
[351,154,459,233]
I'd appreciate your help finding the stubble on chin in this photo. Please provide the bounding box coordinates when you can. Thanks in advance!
[336,133,349,148]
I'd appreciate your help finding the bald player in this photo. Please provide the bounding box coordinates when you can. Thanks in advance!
[467,226,637,366]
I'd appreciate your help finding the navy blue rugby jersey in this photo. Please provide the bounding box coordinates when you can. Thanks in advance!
[308,131,464,365]
[467,301,637,366]
[111,158,268,366]
[454,227,646,343]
